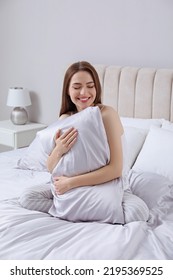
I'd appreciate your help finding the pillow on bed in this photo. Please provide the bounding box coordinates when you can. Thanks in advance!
[120,117,163,129]
[162,119,173,132]
[120,117,163,170]
[17,135,48,171]
[128,170,173,209]
[132,126,173,182]
[123,127,146,170]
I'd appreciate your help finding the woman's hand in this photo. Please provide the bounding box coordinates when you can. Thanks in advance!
[47,127,78,173]
[54,127,78,157]
[53,176,73,195]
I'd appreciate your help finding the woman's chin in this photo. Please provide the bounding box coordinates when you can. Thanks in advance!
[76,102,93,111]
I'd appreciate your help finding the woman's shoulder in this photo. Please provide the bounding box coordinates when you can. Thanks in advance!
[98,104,118,116]
[100,105,124,134]
[59,111,73,120]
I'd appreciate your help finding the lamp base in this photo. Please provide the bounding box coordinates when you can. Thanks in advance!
[10,107,28,125]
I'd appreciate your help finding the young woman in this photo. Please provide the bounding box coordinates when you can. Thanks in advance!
[20,61,149,223]
[47,61,124,195]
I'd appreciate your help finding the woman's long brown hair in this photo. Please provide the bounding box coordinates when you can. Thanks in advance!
[59,61,102,116]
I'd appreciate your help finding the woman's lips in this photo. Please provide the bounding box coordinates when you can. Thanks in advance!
[78,97,90,102]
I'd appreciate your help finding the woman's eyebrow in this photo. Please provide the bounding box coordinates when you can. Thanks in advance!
[72,81,94,85]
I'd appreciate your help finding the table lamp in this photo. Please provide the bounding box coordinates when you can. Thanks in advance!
[7,87,31,125]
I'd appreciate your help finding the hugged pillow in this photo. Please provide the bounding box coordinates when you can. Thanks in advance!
[17,106,109,172]
[132,126,173,182]
[49,179,124,224]
[128,170,173,209]
[51,107,110,177]
[48,106,124,224]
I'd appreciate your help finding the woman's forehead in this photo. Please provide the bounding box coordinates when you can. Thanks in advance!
[70,71,94,84]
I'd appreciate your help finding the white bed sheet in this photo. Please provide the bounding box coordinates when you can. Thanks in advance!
[0,149,173,260]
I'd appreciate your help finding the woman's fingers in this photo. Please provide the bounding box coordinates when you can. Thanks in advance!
[60,127,75,139]
[60,128,78,144]
[67,135,77,148]
[54,127,78,154]
[65,130,78,145]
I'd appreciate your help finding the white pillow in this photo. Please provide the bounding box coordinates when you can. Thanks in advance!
[51,108,109,177]
[123,127,146,170]
[132,126,173,182]
[162,119,173,132]
[49,179,124,224]
[120,117,163,170]
[17,136,48,171]
[120,117,163,130]
[129,170,173,209]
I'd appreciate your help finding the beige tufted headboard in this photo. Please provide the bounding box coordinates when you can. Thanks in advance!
[95,65,173,122]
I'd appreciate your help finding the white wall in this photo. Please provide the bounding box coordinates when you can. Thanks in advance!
[0,0,173,124]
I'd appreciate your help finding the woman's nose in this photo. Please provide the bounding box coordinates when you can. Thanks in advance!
[80,87,87,95]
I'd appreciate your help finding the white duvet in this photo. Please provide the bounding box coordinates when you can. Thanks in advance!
[0,140,173,259]
[0,194,172,259]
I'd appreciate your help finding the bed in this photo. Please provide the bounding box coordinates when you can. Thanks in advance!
[0,65,173,260]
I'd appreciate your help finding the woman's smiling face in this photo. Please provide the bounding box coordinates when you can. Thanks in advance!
[68,71,96,112]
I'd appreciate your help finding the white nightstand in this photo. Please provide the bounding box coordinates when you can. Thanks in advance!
[0,120,47,149]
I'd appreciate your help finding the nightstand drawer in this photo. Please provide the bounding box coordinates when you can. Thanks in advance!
[0,120,47,150]
[0,129,14,147]
[15,129,38,148]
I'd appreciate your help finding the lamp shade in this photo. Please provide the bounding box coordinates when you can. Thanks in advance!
[7,87,31,107]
